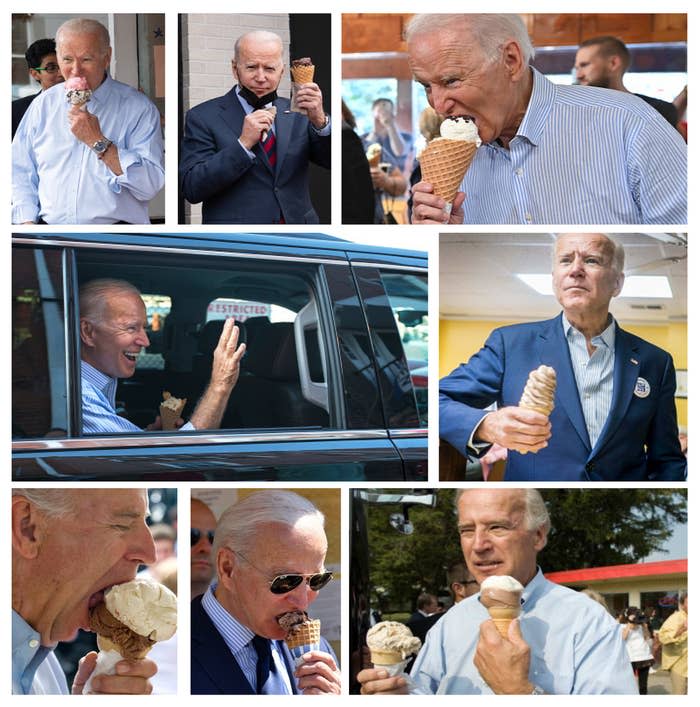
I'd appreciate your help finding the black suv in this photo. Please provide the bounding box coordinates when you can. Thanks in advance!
[12,232,428,481]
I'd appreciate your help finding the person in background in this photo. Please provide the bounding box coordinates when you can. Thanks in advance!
[575,36,678,127]
[446,562,479,605]
[341,100,375,224]
[658,592,688,694]
[12,38,64,137]
[620,606,654,694]
[191,497,218,599]
[361,98,412,172]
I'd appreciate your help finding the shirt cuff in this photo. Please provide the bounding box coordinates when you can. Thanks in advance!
[311,115,331,135]
[12,205,39,224]
[467,412,493,456]
[238,138,256,160]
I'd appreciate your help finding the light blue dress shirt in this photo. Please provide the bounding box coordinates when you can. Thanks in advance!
[563,314,616,448]
[410,570,638,694]
[12,74,164,224]
[201,584,293,694]
[12,611,68,695]
[457,69,686,224]
[81,360,194,434]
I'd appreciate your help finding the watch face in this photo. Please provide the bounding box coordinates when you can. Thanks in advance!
[92,140,108,154]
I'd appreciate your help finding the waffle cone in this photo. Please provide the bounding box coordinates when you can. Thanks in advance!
[96,634,152,660]
[291,64,315,84]
[418,138,478,203]
[488,606,520,637]
[160,397,186,430]
[370,648,404,666]
[285,619,321,649]
[367,153,381,168]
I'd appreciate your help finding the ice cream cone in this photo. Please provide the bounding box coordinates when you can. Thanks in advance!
[291,64,315,84]
[160,391,186,430]
[519,365,556,417]
[366,143,382,168]
[418,138,478,203]
[488,606,520,637]
[96,634,152,660]
[370,648,404,666]
[284,619,321,650]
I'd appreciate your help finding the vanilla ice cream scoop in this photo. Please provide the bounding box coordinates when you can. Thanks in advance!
[104,578,177,641]
[439,116,482,147]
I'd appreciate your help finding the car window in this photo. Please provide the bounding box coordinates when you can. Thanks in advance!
[381,272,428,427]
[76,250,333,434]
[12,247,68,439]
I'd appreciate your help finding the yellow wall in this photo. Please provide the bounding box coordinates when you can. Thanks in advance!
[440,319,687,427]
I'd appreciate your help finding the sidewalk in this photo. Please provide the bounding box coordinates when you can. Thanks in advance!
[647,668,671,695]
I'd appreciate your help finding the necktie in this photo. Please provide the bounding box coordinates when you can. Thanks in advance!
[262,130,277,169]
[252,636,289,694]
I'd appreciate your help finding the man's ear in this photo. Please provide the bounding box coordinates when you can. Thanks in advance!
[80,318,96,347]
[231,59,239,81]
[12,496,44,559]
[217,546,237,589]
[502,40,526,82]
[29,68,42,84]
[613,271,625,298]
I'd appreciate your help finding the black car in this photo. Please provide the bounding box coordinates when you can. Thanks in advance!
[12,232,428,481]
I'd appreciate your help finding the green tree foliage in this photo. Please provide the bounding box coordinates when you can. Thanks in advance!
[539,489,687,572]
[366,489,686,611]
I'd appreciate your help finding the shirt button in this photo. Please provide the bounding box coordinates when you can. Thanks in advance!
[524,213,533,223]
[515,168,523,176]
[29,639,39,648]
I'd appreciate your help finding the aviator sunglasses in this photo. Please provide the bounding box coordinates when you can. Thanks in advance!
[235,551,333,594]
[191,528,216,546]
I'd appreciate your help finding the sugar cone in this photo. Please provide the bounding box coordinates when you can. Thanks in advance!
[159,393,186,430]
[285,619,321,649]
[488,606,520,637]
[291,64,315,84]
[418,137,478,203]
[370,648,404,666]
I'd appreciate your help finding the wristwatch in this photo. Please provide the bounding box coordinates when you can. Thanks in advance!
[91,137,112,159]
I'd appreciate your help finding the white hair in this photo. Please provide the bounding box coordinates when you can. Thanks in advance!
[56,18,111,55]
[13,489,81,518]
[213,491,325,566]
[406,14,535,65]
[455,488,551,535]
[79,278,143,322]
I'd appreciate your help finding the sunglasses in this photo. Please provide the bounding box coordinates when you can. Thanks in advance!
[235,551,333,594]
[191,528,215,546]
[34,63,60,74]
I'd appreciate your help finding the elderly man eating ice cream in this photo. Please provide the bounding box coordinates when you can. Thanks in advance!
[358,489,636,695]
[79,278,246,434]
[191,491,341,694]
[12,488,158,694]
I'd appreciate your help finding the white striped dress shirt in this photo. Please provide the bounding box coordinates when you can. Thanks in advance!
[458,69,687,224]
[201,584,293,694]
[563,315,616,448]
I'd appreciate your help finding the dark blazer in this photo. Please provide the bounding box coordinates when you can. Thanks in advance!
[12,92,40,138]
[191,594,335,694]
[179,89,330,224]
[439,314,686,482]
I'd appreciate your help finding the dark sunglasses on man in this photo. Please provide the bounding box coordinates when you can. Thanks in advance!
[191,528,216,546]
[235,550,333,594]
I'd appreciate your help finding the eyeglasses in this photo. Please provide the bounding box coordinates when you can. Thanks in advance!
[235,551,333,594]
[191,528,215,546]
[34,63,60,74]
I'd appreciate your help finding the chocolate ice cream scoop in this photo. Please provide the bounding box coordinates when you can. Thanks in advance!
[89,602,156,660]
[277,610,309,632]
[291,57,313,67]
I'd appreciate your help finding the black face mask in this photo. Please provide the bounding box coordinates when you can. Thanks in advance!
[237,84,278,110]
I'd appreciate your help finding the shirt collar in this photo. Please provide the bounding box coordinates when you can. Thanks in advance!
[562,312,616,351]
[12,610,55,694]
[514,68,555,147]
[201,582,256,653]
[86,73,113,107]
[81,359,117,395]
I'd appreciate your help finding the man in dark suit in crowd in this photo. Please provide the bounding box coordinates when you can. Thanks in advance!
[575,36,679,127]
[180,30,330,224]
[191,490,341,694]
[12,38,64,138]
[440,233,687,481]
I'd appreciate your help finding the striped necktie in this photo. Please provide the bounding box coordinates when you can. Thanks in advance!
[262,131,277,169]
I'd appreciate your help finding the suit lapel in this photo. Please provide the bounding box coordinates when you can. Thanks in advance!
[592,324,639,455]
[191,596,255,694]
[537,315,590,451]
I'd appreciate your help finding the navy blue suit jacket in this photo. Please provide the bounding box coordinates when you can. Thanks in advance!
[439,314,686,481]
[179,89,330,224]
[191,594,335,694]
